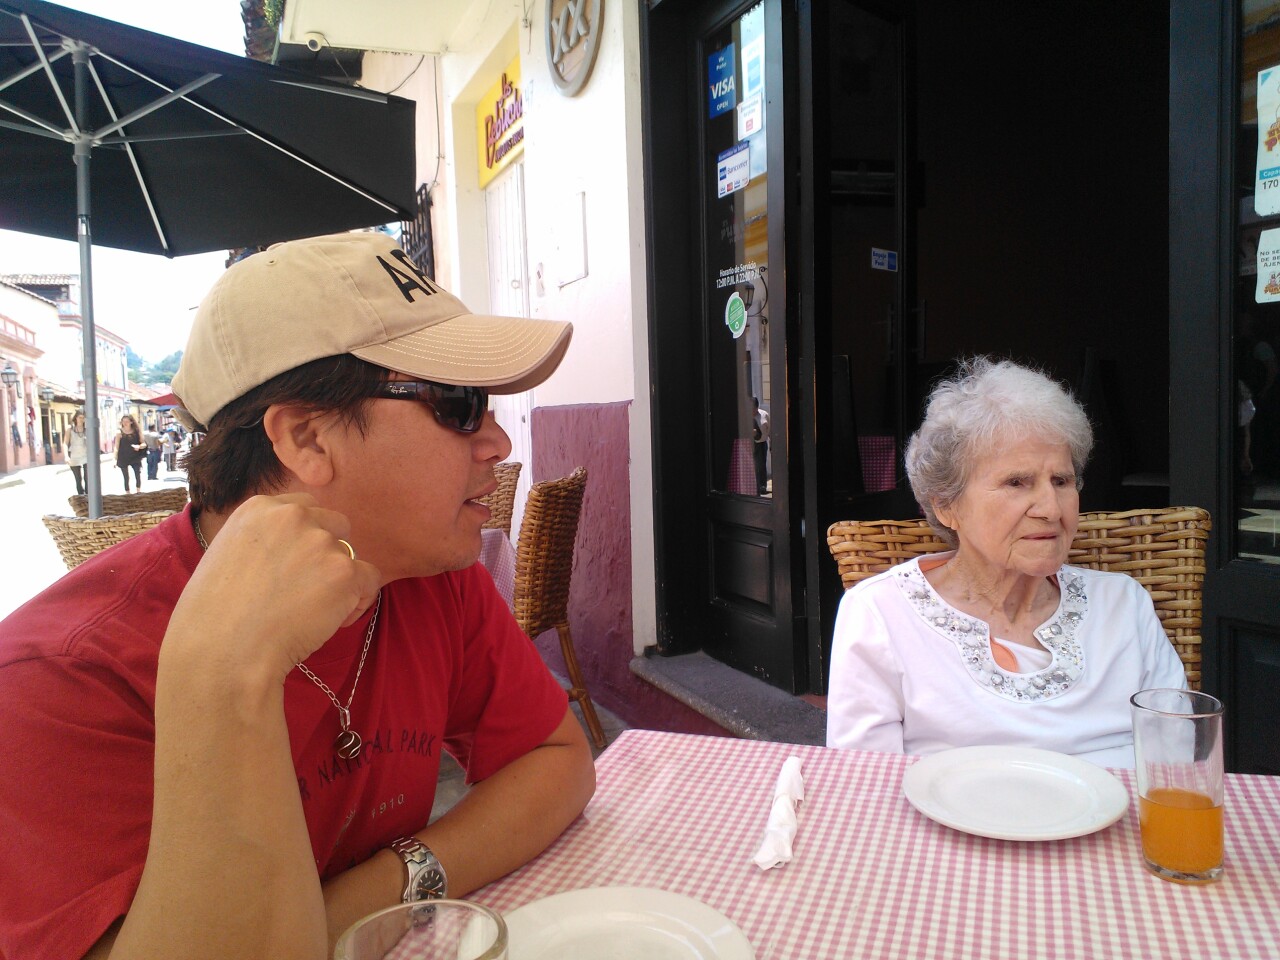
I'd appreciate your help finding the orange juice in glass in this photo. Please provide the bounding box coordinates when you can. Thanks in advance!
[1131,689,1224,883]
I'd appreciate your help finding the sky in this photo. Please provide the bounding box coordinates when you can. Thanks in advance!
[0,1,249,362]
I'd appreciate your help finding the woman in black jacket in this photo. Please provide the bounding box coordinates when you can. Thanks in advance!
[115,414,147,492]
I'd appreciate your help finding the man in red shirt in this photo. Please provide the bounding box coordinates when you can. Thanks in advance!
[0,232,595,960]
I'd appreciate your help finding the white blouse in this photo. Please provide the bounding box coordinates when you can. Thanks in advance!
[825,557,1188,768]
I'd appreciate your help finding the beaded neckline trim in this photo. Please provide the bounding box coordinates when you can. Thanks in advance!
[895,561,1087,703]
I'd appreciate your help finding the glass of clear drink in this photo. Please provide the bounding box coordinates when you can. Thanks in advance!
[1130,688,1225,884]
[334,899,507,960]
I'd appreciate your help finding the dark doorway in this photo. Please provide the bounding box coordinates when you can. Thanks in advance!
[801,1,1172,690]
[646,0,1172,694]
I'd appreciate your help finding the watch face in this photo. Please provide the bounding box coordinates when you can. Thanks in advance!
[414,866,447,900]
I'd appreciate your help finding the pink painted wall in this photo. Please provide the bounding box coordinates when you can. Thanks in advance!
[531,401,727,736]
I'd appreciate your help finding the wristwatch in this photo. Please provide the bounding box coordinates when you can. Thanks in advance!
[390,837,448,902]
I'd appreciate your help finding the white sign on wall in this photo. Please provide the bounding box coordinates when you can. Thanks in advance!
[1254,227,1280,302]
[1257,68,1280,215]
[737,95,763,140]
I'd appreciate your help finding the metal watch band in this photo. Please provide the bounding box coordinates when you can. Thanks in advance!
[389,837,448,903]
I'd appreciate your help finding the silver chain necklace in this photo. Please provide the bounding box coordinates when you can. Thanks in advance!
[194,513,380,760]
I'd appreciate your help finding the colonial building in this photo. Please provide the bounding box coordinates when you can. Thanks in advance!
[1,274,130,458]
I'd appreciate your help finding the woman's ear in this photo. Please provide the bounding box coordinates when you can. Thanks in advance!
[262,404,336,488]
[932,499,955,531]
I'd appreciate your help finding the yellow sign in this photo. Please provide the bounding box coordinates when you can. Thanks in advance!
[476,57,525,189]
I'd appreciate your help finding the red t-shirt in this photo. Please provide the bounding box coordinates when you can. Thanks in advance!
[0,506,567,960]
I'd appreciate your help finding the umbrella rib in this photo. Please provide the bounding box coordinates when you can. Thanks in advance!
[0,113,62,138]
[0,43,68,95]
[101,129,248,144]
[93,48,402,216]
[92,73,221,141]
[0,94,67,138]
[187,96,403,214]
[85,57,173,255]
[20,14,78,136]
[267,78,391,104]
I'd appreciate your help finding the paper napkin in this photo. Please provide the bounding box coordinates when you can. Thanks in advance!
[751,755,805,870]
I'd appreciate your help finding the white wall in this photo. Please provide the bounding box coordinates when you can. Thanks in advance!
[361,0,657,653]
[0,282,57,351]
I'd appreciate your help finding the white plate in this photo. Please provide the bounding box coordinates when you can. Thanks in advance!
[504,887,755,960]
[902,745,1130,841]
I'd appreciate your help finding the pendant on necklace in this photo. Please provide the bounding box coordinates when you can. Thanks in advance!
[335,729,363,760]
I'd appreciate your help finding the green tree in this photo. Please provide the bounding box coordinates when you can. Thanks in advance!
[127,345,146,384]
[152,351,182,382]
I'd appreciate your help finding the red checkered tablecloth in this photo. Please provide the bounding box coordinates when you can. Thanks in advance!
[728,437,757,496]
[477,528,515,609]
[472,729,1280,960]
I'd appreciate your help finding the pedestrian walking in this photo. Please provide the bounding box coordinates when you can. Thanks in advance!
[114,415,146,492]
[62,411,88,496]
[162,429,177,472]
[143,428,162,480]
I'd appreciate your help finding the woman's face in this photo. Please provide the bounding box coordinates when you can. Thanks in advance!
[934,436,1080,581]
[73,414,84,428]
[120,416,134,431]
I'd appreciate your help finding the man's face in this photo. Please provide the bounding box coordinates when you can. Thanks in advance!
[316,381,513,582]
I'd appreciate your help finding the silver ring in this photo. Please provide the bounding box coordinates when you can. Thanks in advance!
[337,539,356,561]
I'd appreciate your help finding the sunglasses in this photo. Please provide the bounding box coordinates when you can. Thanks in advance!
[373,380,490,433]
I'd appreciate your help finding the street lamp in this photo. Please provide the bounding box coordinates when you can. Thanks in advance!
[38,385,55,464]
[0,360,17,388]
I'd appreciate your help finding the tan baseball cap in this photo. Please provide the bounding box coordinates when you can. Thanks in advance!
[172,231,572,428]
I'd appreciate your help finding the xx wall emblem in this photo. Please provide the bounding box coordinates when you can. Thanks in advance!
[546,0,603,96]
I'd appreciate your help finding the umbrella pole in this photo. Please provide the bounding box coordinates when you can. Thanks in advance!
[72,45,102,518]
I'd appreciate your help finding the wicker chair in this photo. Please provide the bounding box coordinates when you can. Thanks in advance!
[512,466,606,748]
[43,511,174,570]
[479,462,522,537]
[69,487,189,518]
[826,507,1212,688]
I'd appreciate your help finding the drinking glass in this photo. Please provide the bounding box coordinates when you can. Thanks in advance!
[1130,688,1225,884]
[334,900,507,960]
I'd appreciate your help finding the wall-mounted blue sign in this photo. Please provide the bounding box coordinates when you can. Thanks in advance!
[707,43,736,119]
[871,247,898,272]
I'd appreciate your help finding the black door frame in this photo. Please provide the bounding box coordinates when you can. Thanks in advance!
[1171,0,1280,771]
[642,0,808,690]
[642,0,708,653]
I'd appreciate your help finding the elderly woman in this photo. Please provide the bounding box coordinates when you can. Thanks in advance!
[826,358,1186,768]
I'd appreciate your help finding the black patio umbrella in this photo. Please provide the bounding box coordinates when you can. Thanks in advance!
[0,0,416,515]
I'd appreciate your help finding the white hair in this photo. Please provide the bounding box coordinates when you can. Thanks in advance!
[905,357,1094,547]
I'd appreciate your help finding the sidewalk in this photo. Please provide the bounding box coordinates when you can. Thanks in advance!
[0,456,188,620]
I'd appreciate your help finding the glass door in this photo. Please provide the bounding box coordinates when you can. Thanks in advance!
[1173,0,1280,774]
[704,4,772,501]
[697,0,804,689]
[1237,5,1280,565]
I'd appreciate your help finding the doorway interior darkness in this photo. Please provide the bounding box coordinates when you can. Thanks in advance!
[644,0,1172,693]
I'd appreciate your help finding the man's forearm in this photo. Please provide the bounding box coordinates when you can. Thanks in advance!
[320,710,595,950]
[419,715,596,897]
[103,657,328,960]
